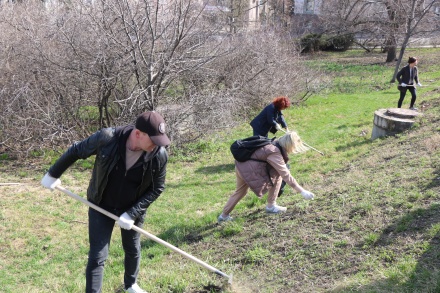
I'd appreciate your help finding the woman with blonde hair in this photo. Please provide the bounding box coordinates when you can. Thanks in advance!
[218,131,314,222]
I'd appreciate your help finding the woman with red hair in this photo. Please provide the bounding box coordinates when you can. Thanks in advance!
[250,96,291,137]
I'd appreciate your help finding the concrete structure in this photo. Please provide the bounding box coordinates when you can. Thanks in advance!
[371,108,423,140]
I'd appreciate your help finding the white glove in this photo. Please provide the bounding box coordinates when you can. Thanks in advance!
[117,212,134,230]
[401,83,407,87]
[301,190,314,200]
[275,123,282,130]
[41,172,61,191]
[417,82,422,87]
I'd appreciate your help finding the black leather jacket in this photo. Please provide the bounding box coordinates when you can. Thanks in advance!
[48,125,168,220]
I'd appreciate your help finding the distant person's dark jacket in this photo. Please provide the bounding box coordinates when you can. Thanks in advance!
[250,103,287,137]
[396,65,419,86]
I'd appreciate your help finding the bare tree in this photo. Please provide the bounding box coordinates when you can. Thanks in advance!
[318,0,440,67]
[0,0,232,152]
[319,0,385,51]
[0,0,324,156]
[390,0,440,82]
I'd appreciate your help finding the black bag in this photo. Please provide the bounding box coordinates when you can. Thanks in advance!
[230,136,275,162]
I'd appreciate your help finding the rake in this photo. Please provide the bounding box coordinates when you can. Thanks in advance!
[55,185,233,285]
[277,127,325,156]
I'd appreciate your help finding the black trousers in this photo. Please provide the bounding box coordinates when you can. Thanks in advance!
[398,86,417,108]
[85,207,143,293]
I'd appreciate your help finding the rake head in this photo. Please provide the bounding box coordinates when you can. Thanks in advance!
[216,270,233,285]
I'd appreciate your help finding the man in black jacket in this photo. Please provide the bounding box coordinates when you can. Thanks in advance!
[396,56,422,110]
[41,111,170,293]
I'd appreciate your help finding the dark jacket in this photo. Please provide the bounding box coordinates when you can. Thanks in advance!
[48,125,168,220]
[250,103,287,137]
[396,65,419,85]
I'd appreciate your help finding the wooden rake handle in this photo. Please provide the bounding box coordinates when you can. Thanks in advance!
[54,185,232,283]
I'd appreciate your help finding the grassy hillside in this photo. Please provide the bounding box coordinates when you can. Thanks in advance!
[1,48,439,293]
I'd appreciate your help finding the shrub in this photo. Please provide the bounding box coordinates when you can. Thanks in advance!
[321,34,354,51]
[300,33,323,53]
[300,33,354,53]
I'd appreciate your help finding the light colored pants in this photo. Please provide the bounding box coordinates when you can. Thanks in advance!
[222,167,282,216]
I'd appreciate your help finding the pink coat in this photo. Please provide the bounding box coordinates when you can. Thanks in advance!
[235,143,300,197]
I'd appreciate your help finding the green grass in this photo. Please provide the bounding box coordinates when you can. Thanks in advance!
[1,48,440,292]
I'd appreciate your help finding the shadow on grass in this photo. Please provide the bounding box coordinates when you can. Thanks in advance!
[165,179,233,189]
[335,138,371,151]
[335,204,440,292]
[139,220,221,250]
[139,196,298,251]
[139,199,269,251]
[195,163,235,174]
[336,121,371,129]
[425,169,440,192]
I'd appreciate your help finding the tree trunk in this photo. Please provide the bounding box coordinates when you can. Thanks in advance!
[384,1,398,63]
[385,46,396,62]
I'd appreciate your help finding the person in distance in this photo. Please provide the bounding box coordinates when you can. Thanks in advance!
[396,56,422,111]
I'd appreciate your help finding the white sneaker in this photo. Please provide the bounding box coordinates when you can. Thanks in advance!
[126,283,147,293]
[409,106,418,111]
[265,205,287,214]
[218,214,233,223]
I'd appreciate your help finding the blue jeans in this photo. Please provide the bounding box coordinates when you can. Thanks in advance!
[85,207,144,293]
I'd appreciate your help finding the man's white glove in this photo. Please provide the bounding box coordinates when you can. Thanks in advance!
[117,212,134,230]
[401,83,407,87]
[417,82,422,87]
[301,190,314,200]
[275,123,282,131]
[41,172,61,191]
